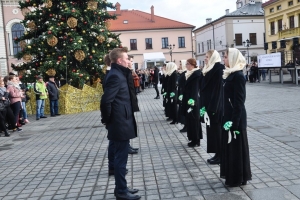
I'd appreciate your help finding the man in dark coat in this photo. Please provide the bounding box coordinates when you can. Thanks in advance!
[46,76,60,117]
[153,66,160,99]
[101,48,140,200]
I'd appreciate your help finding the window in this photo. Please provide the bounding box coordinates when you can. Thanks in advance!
[288,1,293,6]
[145,38,152,49]
[235,33,242,45]
[278,19,283,31]
[162,37,168,48]
[270,21,275,35]
[270,8,274,13]
[201,42,204,52]
[130,39,137,50]
[249,33,257,45]
[12,23,24,55]
[178,37,185,48]
[207,40,211,50]
[289,16,295,28]
[277,5,281,10]
[198,43,200,53]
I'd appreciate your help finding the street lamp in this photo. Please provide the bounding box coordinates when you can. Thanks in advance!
[168,44,175,62]
[243,39,251,63]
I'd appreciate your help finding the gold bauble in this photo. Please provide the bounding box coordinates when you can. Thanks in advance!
[74,50,85,62]
[47,36,58,47]
[21,8,31,16]
[23,54,32,62]
[96,35,105,43]
[92,50,95,53]
[28,46,32,49]
[20,41,27,49]
[46,0,53,8]
[46,68,56,76]
[27,21,36,31]
[87,1,98,10]
[107,44,110,47]
[67,17,78,28]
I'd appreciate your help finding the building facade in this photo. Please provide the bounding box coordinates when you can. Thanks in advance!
[262,0,300,63]
[193,0,265,67]
[108,3,195,69]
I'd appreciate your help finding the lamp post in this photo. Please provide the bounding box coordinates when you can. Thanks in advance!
[243,39,251,63]
[168,44,175,62]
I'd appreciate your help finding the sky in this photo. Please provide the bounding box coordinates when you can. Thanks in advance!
[107,0,266,29]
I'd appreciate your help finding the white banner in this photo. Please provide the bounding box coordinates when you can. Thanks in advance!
[257,53,281,68]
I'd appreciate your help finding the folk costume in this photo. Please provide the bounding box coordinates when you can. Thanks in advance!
[220,48,252,187]
[165,62,178,124]
[177,60,187,127]
[200,50,224,164]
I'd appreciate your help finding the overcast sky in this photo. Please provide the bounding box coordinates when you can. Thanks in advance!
[108,0,266,29]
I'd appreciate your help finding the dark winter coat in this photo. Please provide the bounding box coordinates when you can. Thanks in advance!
[46,81,59,101]
[199,62,224,124]
[100,63,137,141]
[166,71,178,121]
[182,70,202,141]
[177,71,186,124]
[222,70,247,130]
[153,68,159,84]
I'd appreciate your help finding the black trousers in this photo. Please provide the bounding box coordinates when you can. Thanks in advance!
[154,83,159,97]
[10,102,21,127]
[2,107,17,130]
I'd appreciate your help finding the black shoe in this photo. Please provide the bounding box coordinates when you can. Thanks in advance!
[180,126,187,132]
[4,130,10,137]
[129,146,139,151]
[208,157,220,165]
[128,148,138,154]
[188,141,200,147]
[109,169,128,176]
[207,153,218,163]
[40,116,47,118]
[170,121,178,124]
[36,118,40,120]
[115,192,141,200]
[166,118,172,121]
[55,114,61,116]
[114,188,139,196]
[51,115,56,117]
[154,96,160,99]
[13,128,23,132]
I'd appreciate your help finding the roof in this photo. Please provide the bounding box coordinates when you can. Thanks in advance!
[262,0,280,8]
[107,7,195,31]
[193,2,264,32]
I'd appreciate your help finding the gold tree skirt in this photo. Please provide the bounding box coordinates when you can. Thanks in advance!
[26,83,103,115]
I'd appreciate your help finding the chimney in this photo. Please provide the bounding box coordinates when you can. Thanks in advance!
[151,5,154,22]
[206,18,212,24]
[225,9,229,15]
[115,2,121,15]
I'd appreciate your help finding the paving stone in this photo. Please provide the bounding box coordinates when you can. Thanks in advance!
[285,185,300,198]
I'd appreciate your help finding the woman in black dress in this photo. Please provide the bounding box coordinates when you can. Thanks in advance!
[165,62,178,124]
[181,58,202,147]
[200,50,224,165]
[177,60,187,132]
[221,48,252,187]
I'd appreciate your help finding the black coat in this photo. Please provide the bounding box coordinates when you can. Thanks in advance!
[220,70,251,186]
[166,71,178,121]
[177,71,186,124]
[46,81,59,101]
[100,63,137,141]
[182,70,202,141]
[200,62,224,124]
[153,68,159,84]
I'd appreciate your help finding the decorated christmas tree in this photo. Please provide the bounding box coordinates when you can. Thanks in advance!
[12,0,122,88]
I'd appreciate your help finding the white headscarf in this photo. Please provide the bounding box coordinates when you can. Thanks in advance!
[185,67,199,80]
[178,60,187,74]
[165,62,177,76]
[202,50,221,76]
[223,48,246,79]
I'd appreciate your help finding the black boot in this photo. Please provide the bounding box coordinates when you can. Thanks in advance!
[207,153,218,163]
[188,140,200,147]
[4,130,10,137]
[180,126,187,132]
[208,153,220,165]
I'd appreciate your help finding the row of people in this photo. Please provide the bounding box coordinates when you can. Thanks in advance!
[160,48,252,187]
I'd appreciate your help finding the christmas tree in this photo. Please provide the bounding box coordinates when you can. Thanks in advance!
[12,0,122,88]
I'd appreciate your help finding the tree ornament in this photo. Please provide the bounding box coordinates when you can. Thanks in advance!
[27,21,36,31]
[47,36,58,47]
[67,17,78,28]
[87,1,98,10]
[20,41,27,49]
[74,50,86,62]
[46,0,53,8]
[23,54,32,62]
[21,8,31,16]
[96,35,105,43]
[46,68,56,76]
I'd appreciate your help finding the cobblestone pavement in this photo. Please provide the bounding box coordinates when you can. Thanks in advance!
[0,75,299,200]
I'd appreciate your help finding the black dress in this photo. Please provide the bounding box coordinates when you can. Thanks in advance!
[182,70,202,142]
[166,71,178,121]
[220,70,252,186]
[163,75,170,117]
[199,62,224,153]
[177,71,186,124]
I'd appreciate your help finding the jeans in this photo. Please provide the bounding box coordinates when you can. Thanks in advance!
[113,139,129,194]
[36,99,45,119]
[21,101,28,119]
[50,100,59,116]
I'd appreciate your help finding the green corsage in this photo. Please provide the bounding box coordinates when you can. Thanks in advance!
[188,99,195,106]
[200,107,206,117]
[223,121,233,131]
[170,92,175,98]
[178,95,183,101]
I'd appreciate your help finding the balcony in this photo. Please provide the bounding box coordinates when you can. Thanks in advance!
[279,27,300,39]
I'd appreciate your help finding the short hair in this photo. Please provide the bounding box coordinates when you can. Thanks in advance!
[109,48,127,63]
[104,54,111,66]
[8,75,15,81]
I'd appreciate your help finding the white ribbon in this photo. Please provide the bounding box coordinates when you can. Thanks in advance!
[204,112,210,126]
[227,131,237,144]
